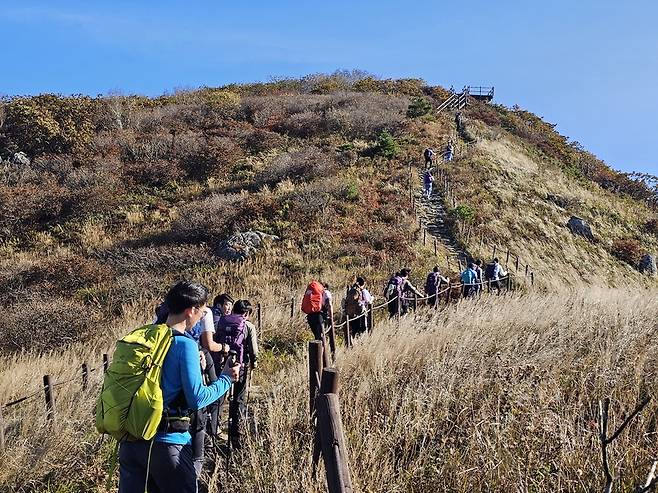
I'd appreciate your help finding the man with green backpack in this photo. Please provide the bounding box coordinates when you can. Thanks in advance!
[96,280,240,493]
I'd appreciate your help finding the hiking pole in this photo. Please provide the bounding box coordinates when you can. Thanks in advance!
[225,350,238,487]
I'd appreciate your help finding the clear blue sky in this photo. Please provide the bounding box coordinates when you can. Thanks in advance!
[1,0,657,175]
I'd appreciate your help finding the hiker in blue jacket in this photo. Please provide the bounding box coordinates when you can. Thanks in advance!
[460,263,478,298]
[119,281,240,493]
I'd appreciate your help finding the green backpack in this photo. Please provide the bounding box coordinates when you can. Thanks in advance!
[95,324,174,441]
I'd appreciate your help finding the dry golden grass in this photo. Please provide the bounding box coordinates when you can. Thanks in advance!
[225,288,658,492]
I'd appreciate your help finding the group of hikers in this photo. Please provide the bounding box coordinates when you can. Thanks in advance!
[106,256,510,492]
[303,258,509,341]
[422,144,454,199]
[101,281,258,493]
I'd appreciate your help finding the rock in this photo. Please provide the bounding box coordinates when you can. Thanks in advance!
[11,152,30,166]
[639,254,657,277]
[216,231,279,261]
[567,216,594,241]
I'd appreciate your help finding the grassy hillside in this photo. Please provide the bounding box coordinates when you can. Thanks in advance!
[1,73,657,491]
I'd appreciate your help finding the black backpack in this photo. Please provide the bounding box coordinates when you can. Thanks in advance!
[425,272,440,294]
[485,263,496,280]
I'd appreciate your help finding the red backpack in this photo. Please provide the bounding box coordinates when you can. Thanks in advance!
[302,281,324,314]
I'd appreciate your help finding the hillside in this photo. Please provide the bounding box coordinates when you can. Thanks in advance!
[1,73,657,491]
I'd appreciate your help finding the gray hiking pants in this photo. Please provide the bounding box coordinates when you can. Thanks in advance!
[119,440,197,493]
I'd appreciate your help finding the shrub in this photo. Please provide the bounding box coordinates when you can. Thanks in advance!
[450,204,476,223]
[406,97,432,118]
[374,131,399,158]
[643,218,658,236]
[122,158,183,187]
[2,95,95,156]
[170,194,244,243]
[611,238,643,266]
[254,148,337,188]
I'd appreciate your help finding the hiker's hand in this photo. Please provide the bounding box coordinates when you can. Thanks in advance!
[199,351,207,371]
[222,360,240,382]
[251,360,258,370]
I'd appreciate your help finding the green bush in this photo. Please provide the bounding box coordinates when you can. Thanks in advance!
[450,204,476,223]
[406,97,432,118]
[374,130,399,158]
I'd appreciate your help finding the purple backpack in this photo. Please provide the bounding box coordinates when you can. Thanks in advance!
[385,276,403,300]
[425,272,440,294]
[214,313,247,363]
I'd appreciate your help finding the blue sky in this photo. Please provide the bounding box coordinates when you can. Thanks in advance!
[1,0,657,175]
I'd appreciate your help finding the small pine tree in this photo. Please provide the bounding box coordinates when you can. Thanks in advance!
[375,130,399,158]
[406,97,432,118]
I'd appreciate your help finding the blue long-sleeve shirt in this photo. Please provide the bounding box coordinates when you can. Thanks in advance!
[155,332,232,444]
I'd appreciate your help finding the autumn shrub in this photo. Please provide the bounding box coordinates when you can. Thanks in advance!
[611,238,644,266]
[1,94,95,156]
[179,135,245,179]
[643,218,658,236]
[254,148,337,188]
[0,181,68,238]
[122,158,183,187]
[1,296,101,352]
[276,111,327,138]
[324,92,408,139]
[169,193,245,244]
[244,128,287,154]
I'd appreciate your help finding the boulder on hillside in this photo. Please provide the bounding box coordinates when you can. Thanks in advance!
[639,254,657,277]
[567,216,594,241]
[11,151,30,166]
[216,231,279,261]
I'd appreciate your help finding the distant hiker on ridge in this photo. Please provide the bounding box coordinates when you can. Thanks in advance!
[423,169,434,199]
[423,147,435,168]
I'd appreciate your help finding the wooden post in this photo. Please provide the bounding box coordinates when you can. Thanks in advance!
[434,238,437,256]
[257,302,262,331]
[458,258,463,272]
[320,368,339,396]
[82,362,89,391]
[412,197,415,212]
[492,244,497,258]
[423,229,426,245]
[0,405,5,454]
[446,255,450,269]
[525,264,529,277]
[506,249,510,264]
[531,272,535,286]
[446,282,451,304]
[43,375,55,423]
[367,304,374,334]
[344,316,351,348]
[290,297,295,318]
[515,255,519,272]
[316,394,354,493]
[507,275,512,291]
[479,235,483,249]
[103,353,109,373]
[413,293,418,311]
[308,341,323,417]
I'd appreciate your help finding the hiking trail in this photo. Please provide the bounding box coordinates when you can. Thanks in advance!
[416,166,470,272]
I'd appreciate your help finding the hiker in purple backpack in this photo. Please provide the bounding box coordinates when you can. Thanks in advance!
[214,299,258,450]
[424,266,449,308]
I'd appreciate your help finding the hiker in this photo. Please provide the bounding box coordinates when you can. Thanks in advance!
[424,266,449,308]
[117,281,240,493]
[200,293,234,354]
[154,299,217,474]
[445,141,454,162]
[400,270,423,314]
[384,271,405,318]
[473,259,484,296]
[460,263,478,298]
[344,277,373,337]
[455,112,463,133]
[423,147,435,168]
[216,299,258,450]
[485,257,508,294]
[302,280,333,341]
[423,169,434,199]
